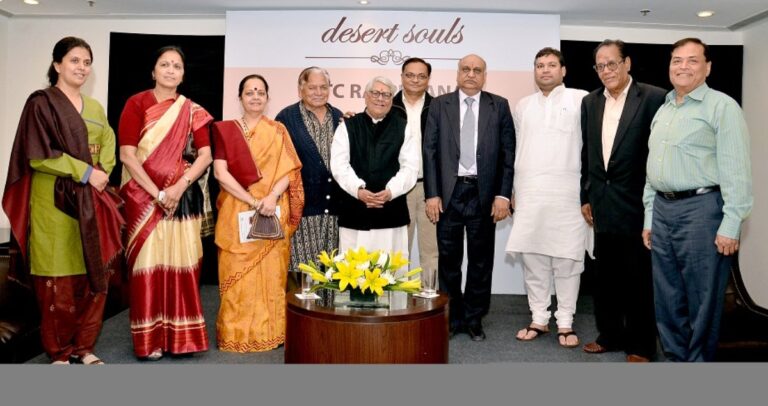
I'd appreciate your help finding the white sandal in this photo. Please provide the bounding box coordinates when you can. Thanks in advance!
[146,348,163,361]
[51,360,70,365]
[80,353,105,365]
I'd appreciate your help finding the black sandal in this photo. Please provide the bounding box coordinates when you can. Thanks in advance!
[516,326,549,341]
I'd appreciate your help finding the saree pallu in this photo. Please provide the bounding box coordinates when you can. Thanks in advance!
[214,118,303,352]
[120,95,212,357]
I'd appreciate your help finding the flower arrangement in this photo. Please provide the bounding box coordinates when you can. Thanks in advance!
[298,247,422,297]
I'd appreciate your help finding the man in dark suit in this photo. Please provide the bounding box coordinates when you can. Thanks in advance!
[423,54,515,341]
[580,39,666,362]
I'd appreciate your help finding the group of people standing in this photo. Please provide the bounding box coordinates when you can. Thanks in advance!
[507,38,751,363]
[1,34,751,365]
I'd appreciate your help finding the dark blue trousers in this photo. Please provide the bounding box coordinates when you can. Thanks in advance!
[651,191,732,362]
[436,181,496,328]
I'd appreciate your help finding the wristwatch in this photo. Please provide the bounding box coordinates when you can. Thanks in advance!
[157,190,166,203]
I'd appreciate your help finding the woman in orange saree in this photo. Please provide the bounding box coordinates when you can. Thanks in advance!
[212,74,303,352]
[118,46,213,360]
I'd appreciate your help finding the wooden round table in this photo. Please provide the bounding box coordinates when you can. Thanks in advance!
[285,290,449,364]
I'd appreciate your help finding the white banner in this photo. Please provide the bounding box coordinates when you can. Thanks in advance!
[225,10,560,293]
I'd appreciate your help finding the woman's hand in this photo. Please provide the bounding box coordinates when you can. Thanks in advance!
[88,169,110,192]
[258,193,278,216]
[161,180,186,215]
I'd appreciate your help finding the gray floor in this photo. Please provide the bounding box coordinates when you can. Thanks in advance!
[29,285,652,364]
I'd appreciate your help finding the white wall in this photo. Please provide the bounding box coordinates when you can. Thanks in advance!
[0,17,226,228]
[738,18,768,309]
[561,25,743,44]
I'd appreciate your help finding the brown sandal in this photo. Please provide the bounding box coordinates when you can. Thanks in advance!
[516,326,549,341]
[557,331,580,348]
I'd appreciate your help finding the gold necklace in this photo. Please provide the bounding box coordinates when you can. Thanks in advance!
[239,117,253,141]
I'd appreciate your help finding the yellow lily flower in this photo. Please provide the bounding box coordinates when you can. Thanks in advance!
[388,251,409,271]
[360,268,389,296]
[332,261,364,291]
[345,247,370,263]
[298,263,318,274]
[404,267,423,278]
[317,250,335,268]
[396,278,421,291]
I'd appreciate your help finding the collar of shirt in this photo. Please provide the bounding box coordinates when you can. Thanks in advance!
[537,83,565,103]
[668,82,710,104]
[458,88,480,105]
[603,76,633,102]
[365,109,385,123]
[402,92,426,111]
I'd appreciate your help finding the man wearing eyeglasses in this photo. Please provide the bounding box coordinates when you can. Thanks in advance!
[275,67,344,288]
[330,76,419,257]
[641,38,752,362]
[423,54,515,341]
[391,58,438,279]
[580,39,666,362]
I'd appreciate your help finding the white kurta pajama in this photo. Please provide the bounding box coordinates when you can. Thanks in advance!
[330,116,419,256]
[505,85,591,329]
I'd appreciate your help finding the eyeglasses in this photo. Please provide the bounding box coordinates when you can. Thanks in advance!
[593,59,625,73]
[403,72,429,81]
[368,90,393,99]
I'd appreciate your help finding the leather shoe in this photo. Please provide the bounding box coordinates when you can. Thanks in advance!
[583,341,609,354]
[626,354,650,363]
[467,324,486,342]
[449,324,464,339]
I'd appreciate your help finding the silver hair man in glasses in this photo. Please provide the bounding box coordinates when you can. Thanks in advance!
[580,39,666,362]
[330,76,419,256]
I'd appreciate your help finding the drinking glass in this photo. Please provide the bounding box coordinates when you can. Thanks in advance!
[295,273,320,300]
[421,268,437,297]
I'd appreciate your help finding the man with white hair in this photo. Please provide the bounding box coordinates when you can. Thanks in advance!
[330,76,419,255]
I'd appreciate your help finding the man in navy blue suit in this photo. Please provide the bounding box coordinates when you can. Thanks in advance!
[423,54,515,341]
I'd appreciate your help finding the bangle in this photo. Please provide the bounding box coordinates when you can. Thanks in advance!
[251,198,258,208]
[157,190,166,203]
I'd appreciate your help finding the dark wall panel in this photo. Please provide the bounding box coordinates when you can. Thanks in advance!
[561,40,742,104]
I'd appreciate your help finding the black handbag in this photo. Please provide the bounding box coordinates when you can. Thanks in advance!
[247,212,284,240]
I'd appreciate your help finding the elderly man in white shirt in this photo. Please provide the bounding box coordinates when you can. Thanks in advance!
[330,76,419,256]
[506,47,590,348]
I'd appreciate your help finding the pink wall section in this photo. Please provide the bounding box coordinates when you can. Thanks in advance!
[223,67,535,120]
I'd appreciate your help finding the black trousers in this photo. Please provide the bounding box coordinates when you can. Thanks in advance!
[593,232,657,358]
[437,181,496,328]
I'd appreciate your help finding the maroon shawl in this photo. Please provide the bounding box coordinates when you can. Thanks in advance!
[212,120,263,189]
[2,87,124,292]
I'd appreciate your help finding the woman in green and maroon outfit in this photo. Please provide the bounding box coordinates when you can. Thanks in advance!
[2,37,123,365]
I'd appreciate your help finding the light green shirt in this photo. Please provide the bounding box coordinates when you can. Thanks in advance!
[642,83,752,239]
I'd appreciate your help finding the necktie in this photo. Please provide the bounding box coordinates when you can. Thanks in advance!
[460,97,475,169]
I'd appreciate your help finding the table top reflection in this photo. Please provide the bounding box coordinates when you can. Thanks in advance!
[287,289,449,323]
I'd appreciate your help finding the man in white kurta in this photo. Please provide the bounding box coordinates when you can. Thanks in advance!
[505,48,590,348]
[330,76,419,257]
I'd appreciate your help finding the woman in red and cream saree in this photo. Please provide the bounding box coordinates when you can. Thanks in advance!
[118,47,213,359]
[213,74,303,352]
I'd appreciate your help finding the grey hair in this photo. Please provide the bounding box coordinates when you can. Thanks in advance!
[365,76,397,95]
[297,66,331,88]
